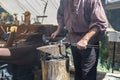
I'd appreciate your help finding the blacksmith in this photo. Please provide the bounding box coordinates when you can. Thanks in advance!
[51,0,108,80]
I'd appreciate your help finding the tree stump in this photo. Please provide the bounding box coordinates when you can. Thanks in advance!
[37,44,70,80]
[41,58,70,80]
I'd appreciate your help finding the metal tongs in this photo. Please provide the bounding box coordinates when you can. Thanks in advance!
[42,34,99,48]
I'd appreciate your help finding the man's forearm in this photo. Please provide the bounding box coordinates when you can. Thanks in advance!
[82,27,99,42]
[0,48,11,56]
[56,25,62,33]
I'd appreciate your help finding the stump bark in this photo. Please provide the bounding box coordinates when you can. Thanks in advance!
[41,59,70,80]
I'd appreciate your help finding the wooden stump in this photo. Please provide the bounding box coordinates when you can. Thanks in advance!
[41,58,70,80]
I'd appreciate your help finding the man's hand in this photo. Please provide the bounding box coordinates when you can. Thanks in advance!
[51,30,59,39]
[76,39,88,50]
[76,27,99,49]
[51,25,62,39]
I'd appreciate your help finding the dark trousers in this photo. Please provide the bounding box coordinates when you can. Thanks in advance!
[71,46,99,80]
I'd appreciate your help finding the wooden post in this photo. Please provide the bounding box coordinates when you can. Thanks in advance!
[41,58,70,80]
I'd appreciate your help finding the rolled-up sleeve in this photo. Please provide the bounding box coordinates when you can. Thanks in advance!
[57,0,65,28]
[89,0,108,32]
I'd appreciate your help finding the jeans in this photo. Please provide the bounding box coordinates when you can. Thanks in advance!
[71,46,99,80]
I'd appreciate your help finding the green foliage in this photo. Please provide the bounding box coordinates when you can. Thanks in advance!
[97,37,112,72]
[98,36,120,73]
[99,41,107,61]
